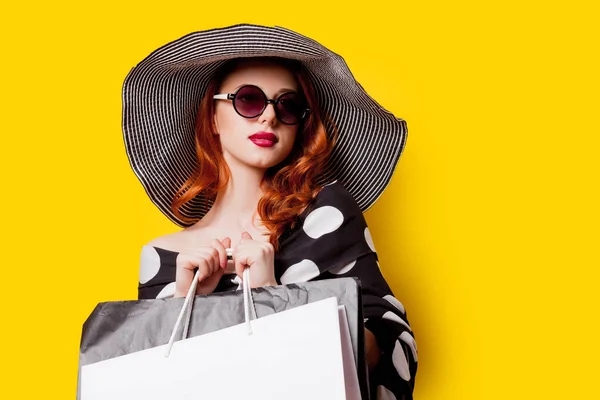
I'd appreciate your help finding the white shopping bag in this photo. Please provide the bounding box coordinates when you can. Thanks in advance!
[80,297,361,400]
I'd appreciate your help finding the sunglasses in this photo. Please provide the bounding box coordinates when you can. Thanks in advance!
[213,85,311,125]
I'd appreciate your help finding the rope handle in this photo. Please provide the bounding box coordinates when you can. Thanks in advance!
[164,249,255,358]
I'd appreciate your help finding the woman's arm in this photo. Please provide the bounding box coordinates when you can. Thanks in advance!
[365,327,382,372]
[275,182,418,398]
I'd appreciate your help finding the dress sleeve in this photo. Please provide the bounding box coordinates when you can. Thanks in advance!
[137,245,178,299]
[275,182,418,399]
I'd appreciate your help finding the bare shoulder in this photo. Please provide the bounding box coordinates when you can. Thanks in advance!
[145,224,225,253]
[146,230,193,252]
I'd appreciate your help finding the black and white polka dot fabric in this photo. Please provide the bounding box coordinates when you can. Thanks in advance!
[138,181,417,399]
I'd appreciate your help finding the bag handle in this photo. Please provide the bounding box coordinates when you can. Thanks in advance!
[164,258,256,358]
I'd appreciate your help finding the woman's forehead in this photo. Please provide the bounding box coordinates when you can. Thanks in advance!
[220,62,298,93]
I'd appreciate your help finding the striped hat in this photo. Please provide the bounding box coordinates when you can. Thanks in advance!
[123,24,407,226]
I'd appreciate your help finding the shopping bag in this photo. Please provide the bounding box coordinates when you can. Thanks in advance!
[78,277,369,399]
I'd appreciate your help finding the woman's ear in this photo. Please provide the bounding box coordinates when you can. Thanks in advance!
[213,113,219,135]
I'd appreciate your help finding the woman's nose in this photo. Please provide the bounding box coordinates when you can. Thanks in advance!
[259,102,277,125]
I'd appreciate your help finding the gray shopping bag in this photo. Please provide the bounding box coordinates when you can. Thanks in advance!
[78,277,370,399]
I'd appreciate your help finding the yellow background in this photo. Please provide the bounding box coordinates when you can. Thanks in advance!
[1,1,598,398]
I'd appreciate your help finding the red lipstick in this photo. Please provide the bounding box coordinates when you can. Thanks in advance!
[248,131,278,147]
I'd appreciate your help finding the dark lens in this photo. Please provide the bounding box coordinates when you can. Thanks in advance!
[233,86,266,118]
[276,93,304,125]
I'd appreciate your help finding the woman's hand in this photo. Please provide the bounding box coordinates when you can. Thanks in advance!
[365,327,382,372]
[174,237,231,297]
[232,232,277,288]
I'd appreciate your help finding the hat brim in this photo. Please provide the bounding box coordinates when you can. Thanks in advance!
[123,24,407,226]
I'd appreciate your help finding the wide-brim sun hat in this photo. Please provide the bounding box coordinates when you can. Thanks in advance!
[123,24,407,226]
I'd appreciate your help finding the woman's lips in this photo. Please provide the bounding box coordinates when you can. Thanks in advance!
[250,139,276,147]
[249,132,277,147]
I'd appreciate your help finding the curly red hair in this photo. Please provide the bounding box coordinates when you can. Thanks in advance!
[172,57,337,250]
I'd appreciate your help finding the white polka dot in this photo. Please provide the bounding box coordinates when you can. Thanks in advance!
[377,385,397,400]
[383,295,406,314]
[303,206,344,239]
[382,311,412,331]
[364,227,376,252]
[330,259,356,275]
[156,282,176,299]
[400,331,419,362]
[139,246,161,284]
[280,259,320,284]
[392,340,411,381]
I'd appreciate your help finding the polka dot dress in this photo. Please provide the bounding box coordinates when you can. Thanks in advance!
[138,182,417,399]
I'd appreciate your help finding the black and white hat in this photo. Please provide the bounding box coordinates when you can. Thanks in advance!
[123,24,407,226]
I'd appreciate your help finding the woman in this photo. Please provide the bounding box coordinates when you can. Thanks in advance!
[126,24,417,400]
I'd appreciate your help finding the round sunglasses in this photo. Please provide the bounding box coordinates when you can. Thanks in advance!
[213,85,311,125]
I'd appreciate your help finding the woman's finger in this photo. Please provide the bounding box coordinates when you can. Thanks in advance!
[197,258,214,281]
[175,254,210,296]
[197,267,224,294]
[241,231,253,242]
[210,239,228,270]
[221,237,232,248]
[174,254,195,296]
[234,252,250,279]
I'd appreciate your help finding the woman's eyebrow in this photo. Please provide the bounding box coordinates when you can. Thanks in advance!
[274,88,297,96]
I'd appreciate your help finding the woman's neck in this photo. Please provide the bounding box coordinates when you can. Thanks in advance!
[199,160,266,230]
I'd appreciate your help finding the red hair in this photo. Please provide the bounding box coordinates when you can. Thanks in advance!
[172,57,337,250]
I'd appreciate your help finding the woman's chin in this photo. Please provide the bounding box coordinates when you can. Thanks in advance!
[248,159,286,170]
[235,151,291,170]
